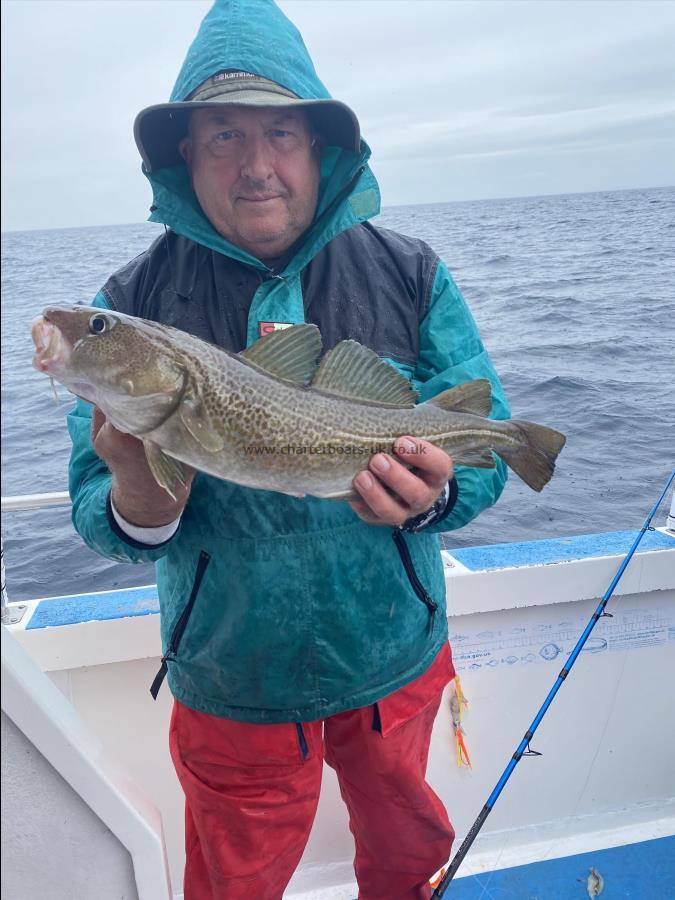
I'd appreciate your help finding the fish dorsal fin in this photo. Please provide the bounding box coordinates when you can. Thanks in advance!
[311,340,419,408]
[426,379,493,416]
[240,324,322,385]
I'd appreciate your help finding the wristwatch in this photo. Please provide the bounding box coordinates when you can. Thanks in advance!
[400,476,459,533]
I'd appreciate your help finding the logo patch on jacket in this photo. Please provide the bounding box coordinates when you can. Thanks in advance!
[258,321,294,337]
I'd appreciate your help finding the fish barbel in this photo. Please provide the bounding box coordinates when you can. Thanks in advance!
[31,306,566,500]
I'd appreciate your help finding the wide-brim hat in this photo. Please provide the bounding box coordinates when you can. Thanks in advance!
[134,70,361,172]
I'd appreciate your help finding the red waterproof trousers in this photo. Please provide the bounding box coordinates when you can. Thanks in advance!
[170,645,455,900]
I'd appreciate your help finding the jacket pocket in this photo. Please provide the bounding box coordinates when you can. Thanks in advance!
[150,550,211,699]
[392,528,438,627]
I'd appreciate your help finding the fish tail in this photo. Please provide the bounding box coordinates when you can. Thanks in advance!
[495,420,567,492]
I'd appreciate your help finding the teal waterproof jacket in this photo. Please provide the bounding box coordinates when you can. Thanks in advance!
[67,0,510,723]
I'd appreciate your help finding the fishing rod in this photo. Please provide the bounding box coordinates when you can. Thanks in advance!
[431,468,675,898]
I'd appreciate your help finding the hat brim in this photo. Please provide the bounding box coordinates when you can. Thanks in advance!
[134,94,361,172]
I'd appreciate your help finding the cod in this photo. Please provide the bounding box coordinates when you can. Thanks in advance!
[32,306,565,500]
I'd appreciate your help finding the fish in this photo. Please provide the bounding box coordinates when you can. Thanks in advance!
[31,306,566,501]
[587,866,604,897]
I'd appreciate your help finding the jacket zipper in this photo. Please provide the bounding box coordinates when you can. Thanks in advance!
[392,528,438,627]
[150,550,211,699]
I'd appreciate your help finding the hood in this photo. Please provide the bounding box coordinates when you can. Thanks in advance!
[139,0,381,271]
[174,0,348,109]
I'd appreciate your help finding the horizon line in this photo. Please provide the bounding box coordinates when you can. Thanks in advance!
[2,182,673,236]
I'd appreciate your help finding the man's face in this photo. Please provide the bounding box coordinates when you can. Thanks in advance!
[180,106,321,261]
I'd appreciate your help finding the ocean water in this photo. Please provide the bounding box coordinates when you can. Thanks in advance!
[2,186,674,601]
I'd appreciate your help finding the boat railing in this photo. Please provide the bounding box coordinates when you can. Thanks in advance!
[2,487,674,625]
[2,491,72,512]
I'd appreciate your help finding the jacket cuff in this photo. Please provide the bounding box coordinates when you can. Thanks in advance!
[400,476,459,533]
[105,491,179,551]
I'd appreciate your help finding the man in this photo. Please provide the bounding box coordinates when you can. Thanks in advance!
[68,1,510,897]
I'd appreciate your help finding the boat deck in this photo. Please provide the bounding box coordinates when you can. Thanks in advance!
[451,834,674,899]
[286,819,675,899]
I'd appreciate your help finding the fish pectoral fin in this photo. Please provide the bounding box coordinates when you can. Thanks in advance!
[143,440,186,501]
[179,384,224,453]
[452,449,497,468]
[240,323,322,385]
[426,380,493,416]
[310,341,419,408]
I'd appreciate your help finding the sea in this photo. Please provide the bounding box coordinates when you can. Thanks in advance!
[2,186,674,601]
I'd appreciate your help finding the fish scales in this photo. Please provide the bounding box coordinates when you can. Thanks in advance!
[137,361,535,496]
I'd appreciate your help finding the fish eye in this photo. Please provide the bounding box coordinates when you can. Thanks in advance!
[89,313,117,335]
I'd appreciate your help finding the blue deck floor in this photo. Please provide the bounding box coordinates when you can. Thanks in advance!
[450,835,674,898]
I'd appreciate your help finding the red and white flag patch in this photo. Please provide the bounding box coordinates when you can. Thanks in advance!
[258,321,295,337]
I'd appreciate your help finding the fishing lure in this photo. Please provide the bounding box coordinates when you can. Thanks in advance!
[450,675,471,768]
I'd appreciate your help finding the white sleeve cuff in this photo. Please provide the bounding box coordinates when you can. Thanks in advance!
[110,497,181,545]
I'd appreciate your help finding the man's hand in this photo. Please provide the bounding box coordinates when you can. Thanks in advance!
[91,408,196,527]
[350,437,454,527]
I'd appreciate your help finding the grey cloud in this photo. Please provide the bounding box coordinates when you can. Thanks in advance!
[2,0,674,231]
[373,104,675,160]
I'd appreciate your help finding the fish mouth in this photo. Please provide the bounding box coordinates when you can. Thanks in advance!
[31,315,71,374]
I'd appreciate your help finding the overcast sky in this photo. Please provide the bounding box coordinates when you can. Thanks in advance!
[2,0,674,232]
